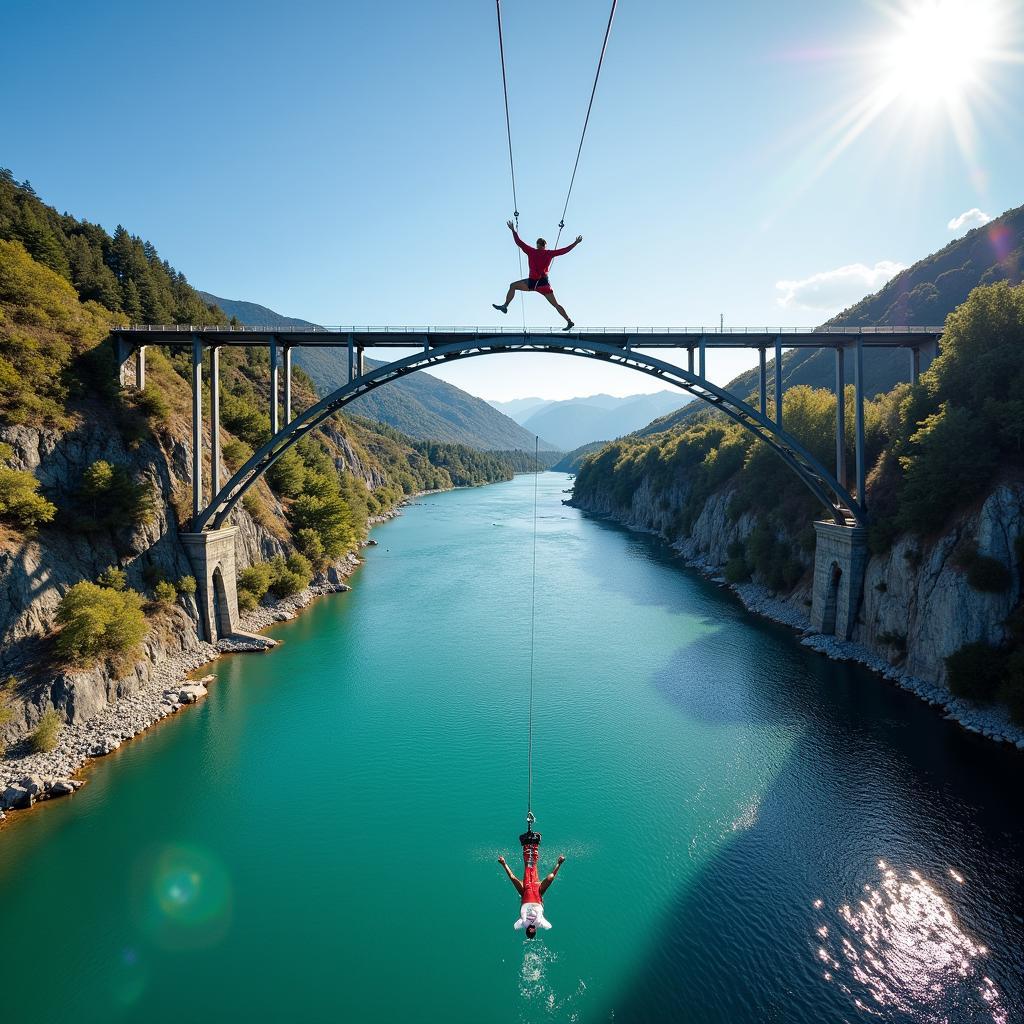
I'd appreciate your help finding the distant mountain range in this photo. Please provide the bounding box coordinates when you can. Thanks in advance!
[632,202,1024,438]
[489,391,690,450]
[198,293,555,451]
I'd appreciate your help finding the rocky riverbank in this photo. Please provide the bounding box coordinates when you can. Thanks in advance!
[0,556,361,824]
[674,546,1024,752]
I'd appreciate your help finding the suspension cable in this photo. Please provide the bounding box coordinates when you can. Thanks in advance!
[554,0,619,250]
[527,435,539,821]
[495,0,526,329]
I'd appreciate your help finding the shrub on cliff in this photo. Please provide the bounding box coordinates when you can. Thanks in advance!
[29,709,62,753]
[267,553,312,598]
[176,575,197,597]
[97,565,127,591]
[153,580,177,607]
[55,581,147,666]
[945,642,1006,701]
[0,466,57,532]
[73,460,155,532]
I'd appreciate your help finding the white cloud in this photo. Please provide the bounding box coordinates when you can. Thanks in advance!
[947,208,993,231]
[775,261,906,312]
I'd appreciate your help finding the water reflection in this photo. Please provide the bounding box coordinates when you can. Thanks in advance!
[814,862,1007,1022]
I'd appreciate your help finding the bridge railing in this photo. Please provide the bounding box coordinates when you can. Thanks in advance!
[119,324,946,336]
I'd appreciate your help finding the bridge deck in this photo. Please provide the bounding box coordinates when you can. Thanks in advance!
[113,325,943,349]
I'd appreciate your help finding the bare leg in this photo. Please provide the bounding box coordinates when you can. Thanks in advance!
[542,290,572,325]
[498,280,529,309]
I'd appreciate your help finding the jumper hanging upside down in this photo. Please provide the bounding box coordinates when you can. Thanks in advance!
[493,220,583,331]
[498,829,566,938]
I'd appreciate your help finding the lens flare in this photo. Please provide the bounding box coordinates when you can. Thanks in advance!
[133,844,233,951]
[813,863,1008,1022]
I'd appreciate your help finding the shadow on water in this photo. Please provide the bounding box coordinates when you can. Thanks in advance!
[608,643,1024,1022]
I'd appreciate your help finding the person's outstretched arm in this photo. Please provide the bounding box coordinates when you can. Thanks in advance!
[498,855,524,896]
[539,855,566,896]
[507,220,531,254]
[548,236,583,258]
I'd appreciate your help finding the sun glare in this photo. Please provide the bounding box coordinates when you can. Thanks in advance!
[880,1,999,105]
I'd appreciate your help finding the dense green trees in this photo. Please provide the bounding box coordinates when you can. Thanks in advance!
[72,460,155,532]
[0,170,222,326]
[0,457,56,533]
[55,581,148,666]
[576,283,1024,555]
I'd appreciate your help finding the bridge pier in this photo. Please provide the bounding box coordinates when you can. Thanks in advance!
[180,527,240,641]
[810,521,868,639]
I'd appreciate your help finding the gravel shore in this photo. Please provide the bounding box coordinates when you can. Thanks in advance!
[679,550,1024,752]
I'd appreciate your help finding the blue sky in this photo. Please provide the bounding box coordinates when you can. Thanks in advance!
[3,0,1022,399]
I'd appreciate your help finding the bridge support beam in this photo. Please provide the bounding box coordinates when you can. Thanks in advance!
[810,521,867,640]
[270,337,280,435]
[283,345,292,424]
[910,347,920,385]
[192,336,203,520]
[698,337,706,379]
[854,336,866,509]
[758,348,767,414]
[835,346,846,488]
[210,345,221,496]
[180,527,240,642]
[774,337,783,427]
[135,345,147,389]
[116,336,132,388]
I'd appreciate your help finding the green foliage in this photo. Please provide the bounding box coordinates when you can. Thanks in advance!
[237,589,258,613]
[97,565,128,591]
[176,574,197,597]
[295,527,325,568]
[972,559,1013,595]
[267,553,313,598]
[0,171,224,326]
[222,438,253,471]
[239,563,273,599]
[266,448,306,497]
[73,460,154,531]
[945,642,1006,701]
[30,709,63,753]
[55,581,147,666]
[0,466,57,531]
[153,580,177,606]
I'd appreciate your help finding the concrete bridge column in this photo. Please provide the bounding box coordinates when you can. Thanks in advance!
[774,337,783,427]
[810,521,868,640]
[835,346,847,489]
[192,335,203,520]
[180,527,240,641]
[135,345,147,389]
[210,345,221,495]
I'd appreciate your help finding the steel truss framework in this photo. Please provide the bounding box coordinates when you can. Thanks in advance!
[113,327,944,533]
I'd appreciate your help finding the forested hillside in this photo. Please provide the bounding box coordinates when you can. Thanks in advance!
[645,204,1024,438]
[199,292,552,451]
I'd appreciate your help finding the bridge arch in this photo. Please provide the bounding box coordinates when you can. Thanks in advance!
[192,337,861,534]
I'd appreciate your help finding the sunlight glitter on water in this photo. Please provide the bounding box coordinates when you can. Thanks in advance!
[814,863,1008,1023]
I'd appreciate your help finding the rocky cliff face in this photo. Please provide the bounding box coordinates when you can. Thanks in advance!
[570,475,1024,692]
[0,406,388,747]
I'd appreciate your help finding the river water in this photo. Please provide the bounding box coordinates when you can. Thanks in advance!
[1,473,1022,1023]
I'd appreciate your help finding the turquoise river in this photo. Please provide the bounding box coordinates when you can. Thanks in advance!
[1,473,1022,1023]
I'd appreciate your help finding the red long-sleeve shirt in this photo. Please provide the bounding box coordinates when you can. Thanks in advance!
[513,230,576,280]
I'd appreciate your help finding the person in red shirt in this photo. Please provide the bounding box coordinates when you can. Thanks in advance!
[498,828,566,938]
[493,220,583,331]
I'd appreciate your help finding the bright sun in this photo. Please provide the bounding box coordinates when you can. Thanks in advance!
[880,0,1000,105]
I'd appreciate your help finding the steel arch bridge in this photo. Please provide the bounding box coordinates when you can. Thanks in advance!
[204,338,859,530]
[113,324,942,640]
